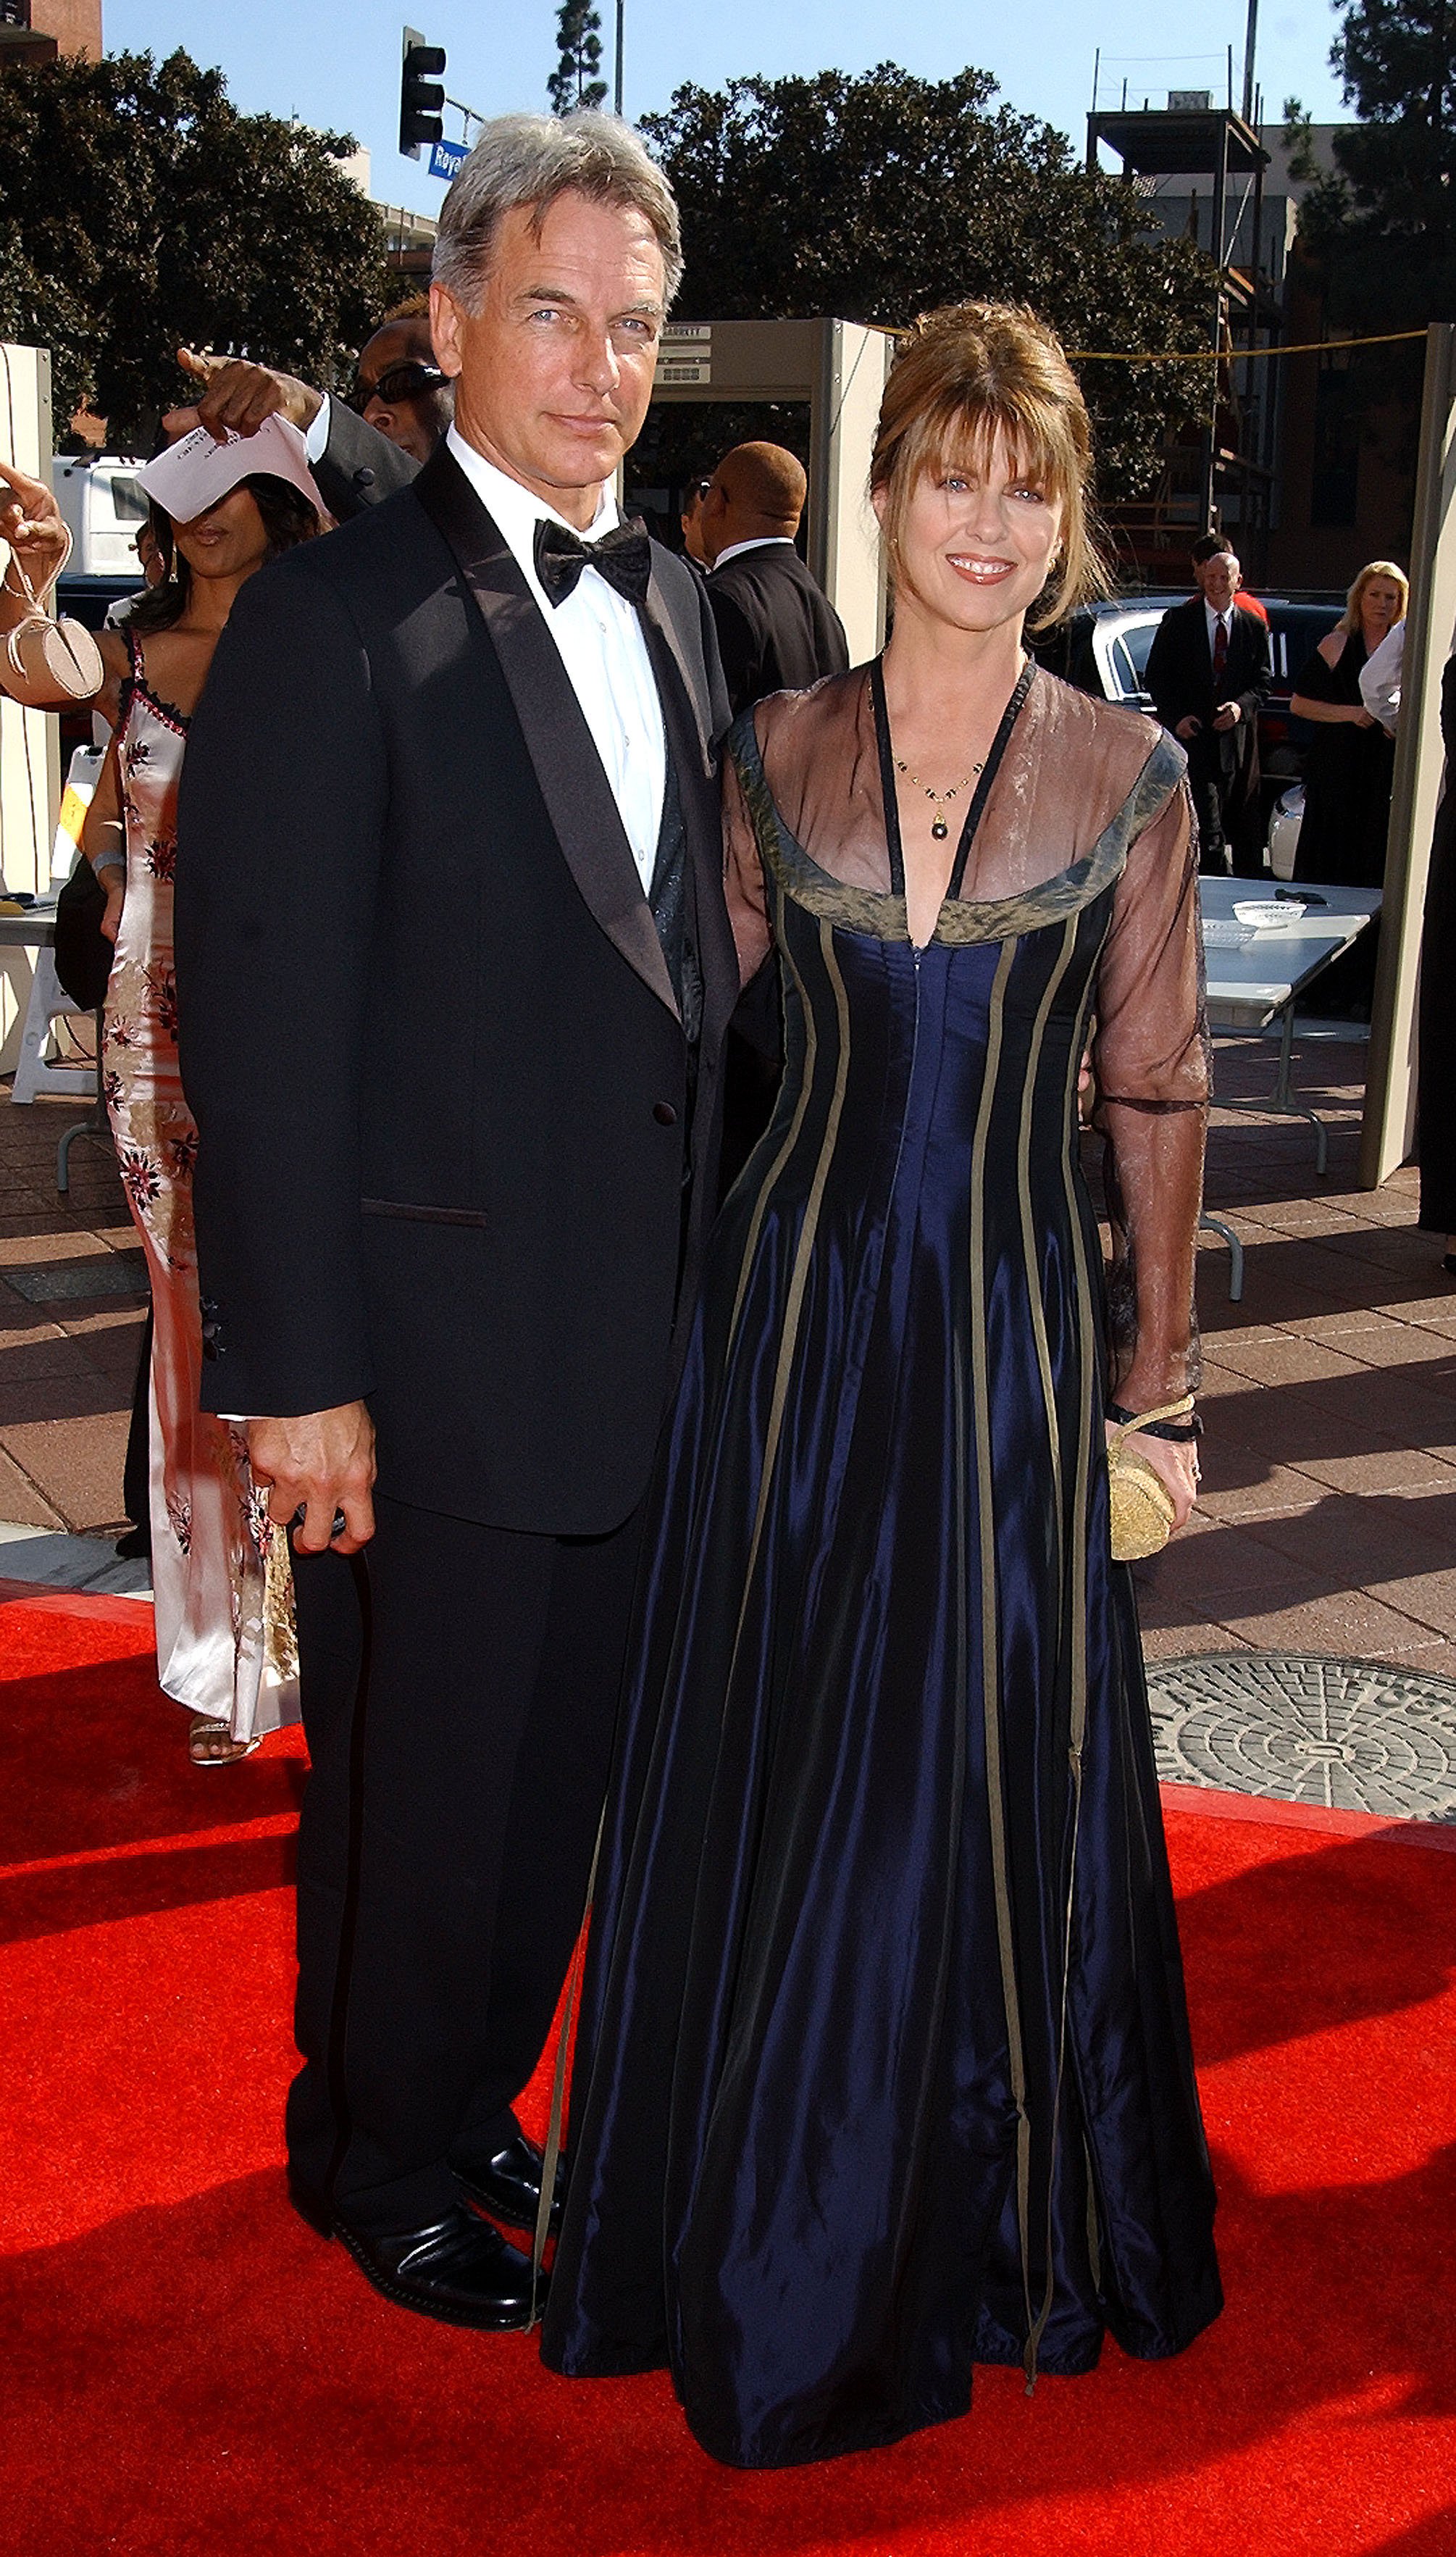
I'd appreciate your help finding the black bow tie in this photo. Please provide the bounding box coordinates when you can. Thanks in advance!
[533,517,652,609]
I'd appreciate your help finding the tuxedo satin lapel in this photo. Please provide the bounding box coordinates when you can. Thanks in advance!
[637,604,738,1058]
[413,447,679,1023]
[643,564,713,779]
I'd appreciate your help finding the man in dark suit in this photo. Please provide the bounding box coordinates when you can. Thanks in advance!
[701,441,850,715]
[174,114,739,2330]
[170,296,452,522]
[1145,532,1273,875]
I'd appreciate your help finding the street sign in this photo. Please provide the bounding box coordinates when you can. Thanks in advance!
[430,135,468,181]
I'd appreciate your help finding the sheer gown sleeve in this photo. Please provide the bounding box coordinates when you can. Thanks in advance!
[722,732,774,988]
[1091,775,1210,1407]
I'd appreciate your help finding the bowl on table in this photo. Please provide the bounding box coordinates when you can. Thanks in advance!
[1233,899,1305,930]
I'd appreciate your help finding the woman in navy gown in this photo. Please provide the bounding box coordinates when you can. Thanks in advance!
[543,303,1222,2467]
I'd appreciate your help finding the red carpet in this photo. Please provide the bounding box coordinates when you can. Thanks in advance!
[3,1583,1454,2556]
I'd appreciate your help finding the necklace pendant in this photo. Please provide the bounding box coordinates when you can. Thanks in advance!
[931,814,949,841]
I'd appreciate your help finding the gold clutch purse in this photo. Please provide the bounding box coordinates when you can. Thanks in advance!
[1106,1396,1194,1564]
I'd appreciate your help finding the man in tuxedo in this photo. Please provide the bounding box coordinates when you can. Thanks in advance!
[701,441,849,715]
[170,296,452,522]
[1145,533,1273,875]
[175,113,739,2329]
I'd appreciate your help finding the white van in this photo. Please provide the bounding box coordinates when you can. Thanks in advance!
[53,454,148,577]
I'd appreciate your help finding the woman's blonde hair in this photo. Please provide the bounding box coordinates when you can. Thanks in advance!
[870,301,1108,629]
[1340,559,1408,635]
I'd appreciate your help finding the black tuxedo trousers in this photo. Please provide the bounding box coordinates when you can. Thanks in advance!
[287,1495,644,2234]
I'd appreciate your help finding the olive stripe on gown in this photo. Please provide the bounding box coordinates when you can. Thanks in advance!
[542,691,1221,2469]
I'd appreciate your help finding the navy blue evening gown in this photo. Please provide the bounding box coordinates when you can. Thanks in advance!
[542,664,1223,2466]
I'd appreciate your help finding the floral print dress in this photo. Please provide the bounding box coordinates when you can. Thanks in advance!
[102,627,297,1739]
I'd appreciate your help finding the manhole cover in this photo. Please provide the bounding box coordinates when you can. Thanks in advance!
[1146,1652,1456,1823]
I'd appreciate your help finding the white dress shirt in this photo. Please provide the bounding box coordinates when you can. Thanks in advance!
[711,535,795,572]
[1204,600,1234,659]
[304,396,332,464]
[1360,618,1405,736]
[445,427,666,890]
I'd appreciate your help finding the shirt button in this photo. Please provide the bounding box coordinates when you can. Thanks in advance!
[653,1101,678,1127]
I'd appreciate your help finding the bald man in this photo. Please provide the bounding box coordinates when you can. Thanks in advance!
[701,441,849,715]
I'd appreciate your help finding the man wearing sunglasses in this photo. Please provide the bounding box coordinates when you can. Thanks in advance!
[168,296,454,523]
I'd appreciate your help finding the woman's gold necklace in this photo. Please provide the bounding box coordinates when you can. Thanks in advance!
[893,751,984,841]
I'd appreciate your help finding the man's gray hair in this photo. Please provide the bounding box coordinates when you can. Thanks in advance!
[433,111,682,311]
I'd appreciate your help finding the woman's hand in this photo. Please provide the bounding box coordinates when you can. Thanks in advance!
[99,882,125,945]
[0,455,69,600]
[1105,1420,1200,1535]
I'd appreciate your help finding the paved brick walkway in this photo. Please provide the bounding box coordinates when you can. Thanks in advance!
[1140,1030,1456,1675]
[3,1029,1455,1681]
[0,1077,144,1535]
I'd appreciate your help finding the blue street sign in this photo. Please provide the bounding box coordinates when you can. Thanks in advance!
[430,136,468,180]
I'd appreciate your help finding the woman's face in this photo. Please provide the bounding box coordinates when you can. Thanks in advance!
[1360,577,1403,637]
[876,432,1064,639]
[172,484,271,583]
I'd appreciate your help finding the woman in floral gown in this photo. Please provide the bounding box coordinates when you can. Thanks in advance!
[0,432,322,1761]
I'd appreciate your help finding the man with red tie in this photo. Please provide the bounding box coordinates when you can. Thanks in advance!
[1146,531,1273,875]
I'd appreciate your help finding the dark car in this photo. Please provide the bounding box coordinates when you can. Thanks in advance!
[1034,592,1344,804]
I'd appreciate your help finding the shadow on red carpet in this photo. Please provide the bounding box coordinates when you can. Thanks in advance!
[3,1588,1454,2554]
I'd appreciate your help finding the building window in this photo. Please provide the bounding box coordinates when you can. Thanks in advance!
[0,2,33,25]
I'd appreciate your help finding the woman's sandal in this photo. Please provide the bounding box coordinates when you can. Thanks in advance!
[188,1714,261,1767]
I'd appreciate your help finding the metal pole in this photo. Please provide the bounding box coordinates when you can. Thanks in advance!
[614,0,624,114]
[1203,119,1229,530]
[1242,0,1258,124]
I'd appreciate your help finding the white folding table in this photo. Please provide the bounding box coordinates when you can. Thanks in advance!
[1195,878,1383,1299]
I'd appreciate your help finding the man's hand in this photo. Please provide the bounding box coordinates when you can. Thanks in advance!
[248,1401,376,1554]
[1174,714,1202,742]
[1211,702,1242,732]
[163,348,322,445]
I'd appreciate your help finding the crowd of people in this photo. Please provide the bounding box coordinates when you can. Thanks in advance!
[0,99,1446,2473]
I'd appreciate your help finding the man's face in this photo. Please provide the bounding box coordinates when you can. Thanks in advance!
[1195,550,1241,612]
[357,319,449,464]
[430,191,666,529]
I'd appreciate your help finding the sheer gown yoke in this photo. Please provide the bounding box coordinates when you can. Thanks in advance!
[542,659,1220,2471]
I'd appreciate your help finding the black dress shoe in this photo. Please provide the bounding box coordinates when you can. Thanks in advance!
[451,2129,565,2236]
[332,2203,543,2330]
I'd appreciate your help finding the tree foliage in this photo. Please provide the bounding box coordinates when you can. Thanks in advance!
[548,2,606,117]
[641,65,1220,501]
[0,49,392,447]
[1288,1,1456,330]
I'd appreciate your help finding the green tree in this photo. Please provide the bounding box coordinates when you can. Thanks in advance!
[641,65,1219,501]
[548,2,606,117]
[1286,1,1456,329]
[0,49,392,448]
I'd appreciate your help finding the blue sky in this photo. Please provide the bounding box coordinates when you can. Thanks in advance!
[107,1,1349,215]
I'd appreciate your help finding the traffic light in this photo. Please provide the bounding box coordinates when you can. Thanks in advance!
[400,26,445,159]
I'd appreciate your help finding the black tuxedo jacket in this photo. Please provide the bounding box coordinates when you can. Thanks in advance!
[311,399,419,522]
[1145,595,1272,804]
[706,541,850,714]
[175,445,739,1538]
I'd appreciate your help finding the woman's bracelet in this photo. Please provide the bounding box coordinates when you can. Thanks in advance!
[1108,1401,1202,1443]
[91,851,125,881]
